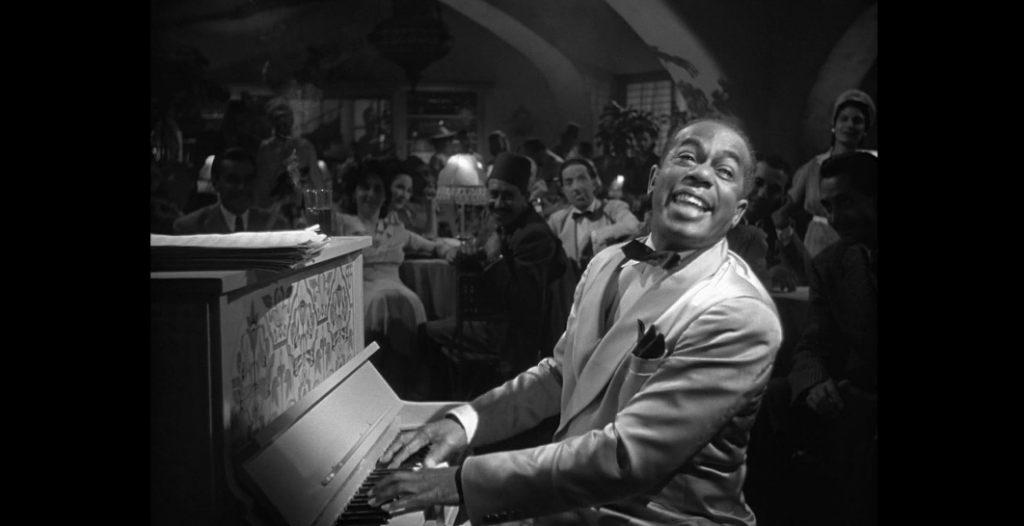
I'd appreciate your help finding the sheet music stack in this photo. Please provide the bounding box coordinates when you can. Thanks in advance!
[150,231,330,272]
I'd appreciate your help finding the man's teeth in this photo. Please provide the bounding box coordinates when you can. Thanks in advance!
[673,193,708,210]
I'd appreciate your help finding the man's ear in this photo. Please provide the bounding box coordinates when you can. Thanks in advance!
[647,164,660,194]
[732,199,749,227]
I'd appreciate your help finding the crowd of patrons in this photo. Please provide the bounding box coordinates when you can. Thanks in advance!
[150,89,877,526]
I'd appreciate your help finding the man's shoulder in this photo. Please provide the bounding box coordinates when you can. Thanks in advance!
[173,204,219,234]
[548,206,572,225]
[812,240,853,265]
[811,240,870,278]
[249,206,288,227]
[710,253,779,315]
[510,214,556,240]
[180,203,217,222]
[601,198,631,212]
[728,223,767,243]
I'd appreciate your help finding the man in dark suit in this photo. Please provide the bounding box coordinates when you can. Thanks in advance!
[727,154,811,290]
[424,152,571,380]
[173,148,290,235]
[752,151,877,526]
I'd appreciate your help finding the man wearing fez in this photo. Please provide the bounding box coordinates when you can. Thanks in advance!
[547,157,640,281]
[173,148,290,235]
[372,120,782,526]
[254,98,324,208]
[423,152,570,377]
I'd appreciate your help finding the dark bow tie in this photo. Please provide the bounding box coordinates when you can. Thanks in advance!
[621,239,681,269]
[572,209,599,221]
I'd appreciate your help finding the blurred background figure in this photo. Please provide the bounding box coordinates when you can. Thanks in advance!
[485,129,510,177]
[150,158,184,235]
[774,89,876,257]
[254,98,324,209]
[522,137,563,187]
[173,148,289,234]
[727,153,810,290]
[551,121,580,160]
[522,137,567,218]
[456,128,483,165]
[428,125,459,177]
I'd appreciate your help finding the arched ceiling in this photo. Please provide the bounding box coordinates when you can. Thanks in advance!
[150,0,665,87]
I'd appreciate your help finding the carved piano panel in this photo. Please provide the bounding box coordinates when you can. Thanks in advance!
[153,237,460,526]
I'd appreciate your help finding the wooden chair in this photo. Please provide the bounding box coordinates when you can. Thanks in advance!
[441,260,509,400]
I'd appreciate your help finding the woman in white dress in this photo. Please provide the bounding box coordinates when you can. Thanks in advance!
[336,162,457,399]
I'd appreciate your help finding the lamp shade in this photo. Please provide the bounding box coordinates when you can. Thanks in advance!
[435,154,488,205]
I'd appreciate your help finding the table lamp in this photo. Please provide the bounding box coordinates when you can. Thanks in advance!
[435,153,488,240]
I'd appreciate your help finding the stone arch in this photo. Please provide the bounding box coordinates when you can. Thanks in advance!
[603,0,728,114]
[803,3,878,153]
[438,0,591,131]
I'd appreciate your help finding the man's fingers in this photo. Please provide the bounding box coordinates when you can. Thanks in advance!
[423,443,452,468]
[824,382,844,411]
[379,432,413,464]
[383,432,425,468]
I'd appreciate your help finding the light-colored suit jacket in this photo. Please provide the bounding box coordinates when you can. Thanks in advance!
[457,236,782,525]
[172,203,290,235]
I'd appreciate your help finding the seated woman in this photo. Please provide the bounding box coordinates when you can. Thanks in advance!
[389,157,439,239]
[335,162,457,399]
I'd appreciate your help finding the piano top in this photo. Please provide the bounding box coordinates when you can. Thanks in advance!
[150,236,371,295]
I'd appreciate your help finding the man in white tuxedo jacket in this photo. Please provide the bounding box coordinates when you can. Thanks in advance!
[369,120,782,526]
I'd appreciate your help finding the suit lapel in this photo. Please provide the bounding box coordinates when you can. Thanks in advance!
[558,239,730,434]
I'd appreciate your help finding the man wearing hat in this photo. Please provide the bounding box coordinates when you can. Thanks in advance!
[423,151,571,383]
[428,125,459,177]
[254,98,324,208]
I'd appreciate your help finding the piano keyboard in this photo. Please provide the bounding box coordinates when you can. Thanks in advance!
[333,445,430,525]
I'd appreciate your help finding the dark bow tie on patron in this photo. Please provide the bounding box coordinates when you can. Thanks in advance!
[621,239,681,269]
[572,208,601,221]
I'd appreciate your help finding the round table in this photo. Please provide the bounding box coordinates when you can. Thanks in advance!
[399,258,458,321]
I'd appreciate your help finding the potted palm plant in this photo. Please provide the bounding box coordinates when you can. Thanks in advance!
[595,101,661,196]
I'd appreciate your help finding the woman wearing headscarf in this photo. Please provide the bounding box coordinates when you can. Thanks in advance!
[774,89,877,257]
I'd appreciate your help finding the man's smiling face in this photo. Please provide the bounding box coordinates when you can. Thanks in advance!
[648,121,752,252]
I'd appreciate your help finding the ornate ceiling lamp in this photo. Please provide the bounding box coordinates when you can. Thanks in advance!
[367,0,453,91]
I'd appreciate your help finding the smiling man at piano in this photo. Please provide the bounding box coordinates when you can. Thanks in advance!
[369,120,782,526]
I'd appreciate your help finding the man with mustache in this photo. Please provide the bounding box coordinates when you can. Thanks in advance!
[423,151,571,381]
[173,148,289,235]
[373,121,781,526]
[547,158,640,281]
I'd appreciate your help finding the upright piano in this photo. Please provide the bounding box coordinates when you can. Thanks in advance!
[151,236,462,526]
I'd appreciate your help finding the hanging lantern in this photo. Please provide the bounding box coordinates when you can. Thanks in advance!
[367,0,453,90]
